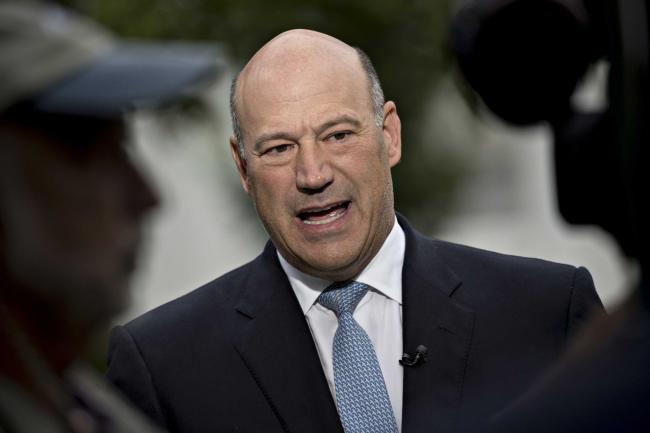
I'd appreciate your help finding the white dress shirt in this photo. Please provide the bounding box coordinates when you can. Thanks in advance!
[278,217,405,431]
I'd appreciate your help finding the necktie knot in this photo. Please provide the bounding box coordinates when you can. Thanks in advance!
[318,281,368,317]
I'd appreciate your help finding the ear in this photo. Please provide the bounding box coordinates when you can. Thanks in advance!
[382,101,402,167]
[229,134,251,194]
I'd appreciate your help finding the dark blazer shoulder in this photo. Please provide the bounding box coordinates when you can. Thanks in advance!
[399,215,601,334]
[405,221,590,301]
[435,238,594,309]
[431,237,579,281]
[404,216,574,273]
[124,242,279,339]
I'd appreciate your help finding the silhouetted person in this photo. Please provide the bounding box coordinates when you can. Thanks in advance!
[0,2,218,432]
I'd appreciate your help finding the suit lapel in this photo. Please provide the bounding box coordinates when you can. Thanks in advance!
[232,242,344,433]
[399,217,476,433]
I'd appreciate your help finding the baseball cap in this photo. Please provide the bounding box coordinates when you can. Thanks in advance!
[0,1,221,117]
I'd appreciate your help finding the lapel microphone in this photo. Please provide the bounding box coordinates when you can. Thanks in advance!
[399,345,428,367]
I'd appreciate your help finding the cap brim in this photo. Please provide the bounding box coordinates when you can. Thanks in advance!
[30,42,223,118]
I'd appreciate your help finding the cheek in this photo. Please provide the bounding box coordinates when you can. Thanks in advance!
[345,148,390,186]
[351,159,394,213]
[248,168,294,207]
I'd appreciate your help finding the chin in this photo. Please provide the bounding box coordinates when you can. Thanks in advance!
[301,255,363,281]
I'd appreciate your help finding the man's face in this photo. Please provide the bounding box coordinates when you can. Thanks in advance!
[0,116,158,327]
[231,34,401,281]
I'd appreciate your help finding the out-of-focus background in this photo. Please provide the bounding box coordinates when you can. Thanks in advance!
[58,0,633,318]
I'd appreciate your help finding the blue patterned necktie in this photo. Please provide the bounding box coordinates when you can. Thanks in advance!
[318,281,399,433]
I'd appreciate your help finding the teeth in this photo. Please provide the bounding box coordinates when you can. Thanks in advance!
[304,203,337,215]
[302,206,346,225]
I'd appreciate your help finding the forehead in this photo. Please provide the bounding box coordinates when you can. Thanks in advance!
[236,36,371,134]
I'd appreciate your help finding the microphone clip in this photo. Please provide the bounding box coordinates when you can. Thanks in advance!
[399,345,428,367]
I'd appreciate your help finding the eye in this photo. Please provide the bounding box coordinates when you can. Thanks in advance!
[265,143,293,155]
[326,131,351,143]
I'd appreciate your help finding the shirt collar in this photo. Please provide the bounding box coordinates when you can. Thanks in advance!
[278,217,405,315]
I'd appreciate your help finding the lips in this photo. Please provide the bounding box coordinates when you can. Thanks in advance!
[297,201,350,225]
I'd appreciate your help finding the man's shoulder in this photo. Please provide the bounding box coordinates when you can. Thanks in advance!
[410,232,601,328]
[399,214,578,278]
[123,248,273,336]
[405,219,577,275]
[430,237,577,275]
[408,229,592,304]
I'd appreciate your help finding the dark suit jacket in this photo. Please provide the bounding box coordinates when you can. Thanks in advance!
[106,216,602,433]
[490,290,650,433]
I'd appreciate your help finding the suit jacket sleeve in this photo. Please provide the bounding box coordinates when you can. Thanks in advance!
[567,266,604,341]
[106,325,167,428]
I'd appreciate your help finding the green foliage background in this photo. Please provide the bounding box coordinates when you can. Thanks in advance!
[60,0,466,232]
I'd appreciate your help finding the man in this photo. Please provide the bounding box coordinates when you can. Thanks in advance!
[0,2,218,432]
[106,29,603,433]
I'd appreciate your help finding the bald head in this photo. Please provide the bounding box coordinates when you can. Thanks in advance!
[230,29,384,158]
[246,29,357,72]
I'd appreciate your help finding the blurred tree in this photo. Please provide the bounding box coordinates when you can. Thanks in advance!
[60,0,466,231]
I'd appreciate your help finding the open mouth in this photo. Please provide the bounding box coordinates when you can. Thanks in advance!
[298,201,350,225]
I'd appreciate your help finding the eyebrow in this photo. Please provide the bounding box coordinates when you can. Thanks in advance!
[254,131,296,152]
[315,115,362,136]
[253,114,363,152]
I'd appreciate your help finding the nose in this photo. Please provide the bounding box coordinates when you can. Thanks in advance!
[295,143,333,194]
